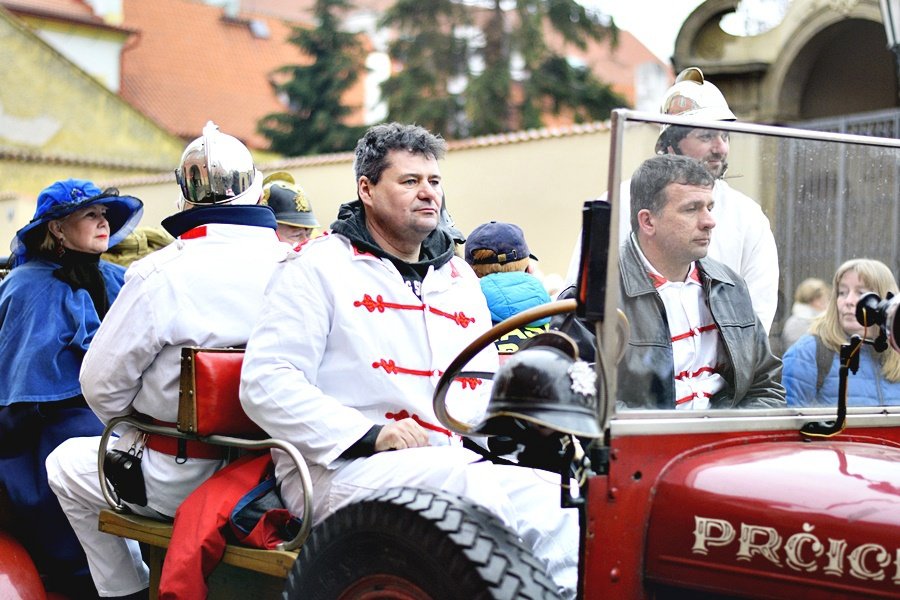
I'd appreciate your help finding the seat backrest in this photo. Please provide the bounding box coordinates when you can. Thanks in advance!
[178,347,265,438]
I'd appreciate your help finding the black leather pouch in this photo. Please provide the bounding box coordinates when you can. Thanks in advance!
[104,446,148,506]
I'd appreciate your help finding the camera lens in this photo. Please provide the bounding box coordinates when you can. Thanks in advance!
[855,292,900,353]
[856,292,889,327]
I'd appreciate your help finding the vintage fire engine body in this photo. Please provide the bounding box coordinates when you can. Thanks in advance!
[571,111,900,599]
[583,418,900,598]
[435,301,900,599]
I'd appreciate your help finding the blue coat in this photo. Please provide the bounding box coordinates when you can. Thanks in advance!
[0,258,125,405]
[783,334,900,407]
[0,257,125,582]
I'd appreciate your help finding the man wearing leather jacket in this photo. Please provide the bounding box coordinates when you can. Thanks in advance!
[617,154,785,409]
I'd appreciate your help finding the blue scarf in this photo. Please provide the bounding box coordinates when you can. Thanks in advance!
[162,205,276,238]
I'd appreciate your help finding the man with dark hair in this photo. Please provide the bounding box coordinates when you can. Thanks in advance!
[566,67,778,333]
[240,122,579,597]
[617,154,785,409]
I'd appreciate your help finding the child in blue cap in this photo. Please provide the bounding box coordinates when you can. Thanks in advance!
[465,221,551,354]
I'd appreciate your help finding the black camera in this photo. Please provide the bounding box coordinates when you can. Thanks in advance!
[856,292,900,353]
[104,448,148,506]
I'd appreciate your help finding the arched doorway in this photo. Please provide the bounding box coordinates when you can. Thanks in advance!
[774,18,895,122]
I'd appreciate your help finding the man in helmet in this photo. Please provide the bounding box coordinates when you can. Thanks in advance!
[46,122,290,599]
[616,154,785,409]
[565,67,779,333]
[240,122,580,598]
[262,171,320,248]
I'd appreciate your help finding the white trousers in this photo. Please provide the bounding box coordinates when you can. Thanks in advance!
[46,436,152,597]
[277,445,579,599]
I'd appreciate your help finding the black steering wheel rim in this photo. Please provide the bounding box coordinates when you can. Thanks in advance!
[432,299,578,436]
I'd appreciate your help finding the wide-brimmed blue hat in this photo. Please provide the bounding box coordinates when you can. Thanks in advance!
[10,178,143,265]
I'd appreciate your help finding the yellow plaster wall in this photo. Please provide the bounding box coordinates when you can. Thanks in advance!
[0,8,186,253]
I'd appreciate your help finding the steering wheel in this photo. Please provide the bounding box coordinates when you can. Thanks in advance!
[432,299,577,436]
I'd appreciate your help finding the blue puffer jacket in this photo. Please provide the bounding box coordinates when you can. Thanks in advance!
[783,334,900,407]
[479,271,551,325]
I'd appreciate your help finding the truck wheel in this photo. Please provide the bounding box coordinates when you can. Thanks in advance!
[283,486,559,600]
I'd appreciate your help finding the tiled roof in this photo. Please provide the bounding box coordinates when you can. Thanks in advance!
[232,0,311,22]
[119,0,320,150]
[1,0,101,24]
[7,0,663,152]
[0,145,172,170]
[240,0,394,21]
[588,29,673,105]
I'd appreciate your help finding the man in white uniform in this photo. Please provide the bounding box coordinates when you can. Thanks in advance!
[566,67,779,332]
[46,122,290,599]
[262,171,320,249]
[240,123,579,597]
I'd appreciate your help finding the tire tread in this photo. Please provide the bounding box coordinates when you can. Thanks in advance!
[284,486,558,600]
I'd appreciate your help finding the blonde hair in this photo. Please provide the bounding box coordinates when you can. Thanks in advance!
[37,222,62,254]
[468,249,529,278]
[794,277,829,305]
[811,258,900,382]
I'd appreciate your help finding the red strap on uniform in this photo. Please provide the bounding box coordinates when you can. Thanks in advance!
[146,434,227,460]
[146,419,226,459]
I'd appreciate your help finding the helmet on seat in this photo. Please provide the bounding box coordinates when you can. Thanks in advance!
[473,331,602,440]
[656,67,735,154]
[175,121,261,208]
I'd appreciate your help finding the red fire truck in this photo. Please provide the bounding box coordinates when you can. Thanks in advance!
[3,110,899,599]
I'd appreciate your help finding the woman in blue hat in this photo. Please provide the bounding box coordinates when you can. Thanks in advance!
[0,178,142,597]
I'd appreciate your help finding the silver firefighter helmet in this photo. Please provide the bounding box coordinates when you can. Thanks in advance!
[176,121,260,207]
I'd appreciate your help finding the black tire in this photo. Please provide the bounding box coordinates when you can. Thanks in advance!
[283,486,559,600]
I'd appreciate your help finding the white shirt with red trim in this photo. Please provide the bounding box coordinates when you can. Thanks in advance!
[80,222,291,515]
[633,241,725,410]
[240,233,498,469]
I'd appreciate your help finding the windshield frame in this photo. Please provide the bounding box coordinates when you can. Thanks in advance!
[599,109,900,434]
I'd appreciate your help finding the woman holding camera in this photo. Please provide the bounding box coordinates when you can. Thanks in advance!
[0,179,142,597]
[783,258,900,407]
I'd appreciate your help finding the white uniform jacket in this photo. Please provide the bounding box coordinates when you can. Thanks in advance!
[240,233,498,474]
[80,223,290,515]
[565,178,779,332]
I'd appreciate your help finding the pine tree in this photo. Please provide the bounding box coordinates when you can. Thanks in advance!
[378,0,472,138]
[259,0,366,156]
[381,0,624,139]
[470,0,624,135]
